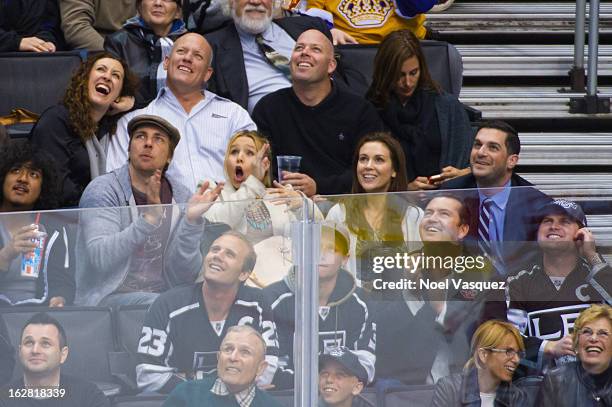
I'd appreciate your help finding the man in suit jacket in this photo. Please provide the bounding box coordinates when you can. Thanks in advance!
[205,0,362,113]
[442,120,551,275]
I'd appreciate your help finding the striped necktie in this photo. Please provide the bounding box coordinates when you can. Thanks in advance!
[255,34,292,79]
[478,199,493,257]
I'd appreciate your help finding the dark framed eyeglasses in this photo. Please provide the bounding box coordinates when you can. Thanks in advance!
[484,348,526,359]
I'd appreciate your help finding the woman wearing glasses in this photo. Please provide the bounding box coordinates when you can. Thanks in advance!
[431,320,527,407]
[537,304,612,406]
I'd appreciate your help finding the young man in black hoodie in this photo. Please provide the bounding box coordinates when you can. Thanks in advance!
[264,222,375,389]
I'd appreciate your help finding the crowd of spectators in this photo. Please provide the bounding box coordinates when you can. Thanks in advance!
[0,1,611,406]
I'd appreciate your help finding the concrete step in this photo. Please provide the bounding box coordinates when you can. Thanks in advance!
[459,45,612,77]
[519,133,612,165]
[520,173,612,189]
[427,2,612,34]
[459,86,612,119]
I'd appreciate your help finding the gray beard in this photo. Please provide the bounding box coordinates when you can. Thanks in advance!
[232,9,273,34]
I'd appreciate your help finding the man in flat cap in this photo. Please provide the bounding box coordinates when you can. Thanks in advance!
[76,115,223,306]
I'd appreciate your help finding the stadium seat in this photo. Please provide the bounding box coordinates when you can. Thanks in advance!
[113,394,166,407]
[336,40,463,98]
[383,384,435,407]
[112,305,150,391]
[0,306,120,396]
[115,305,149,354]
[0,51,85,117]
[269,389,294,407]
[514,375,544,407]
[358,388,378,406]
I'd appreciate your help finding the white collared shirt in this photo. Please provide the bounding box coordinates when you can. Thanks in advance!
[106,87,256,192]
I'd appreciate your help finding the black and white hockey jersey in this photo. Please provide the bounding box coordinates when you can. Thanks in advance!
[136,282,279,393]
[506,259,611,371]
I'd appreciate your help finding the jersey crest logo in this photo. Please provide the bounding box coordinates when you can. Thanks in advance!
[337,0,393,28]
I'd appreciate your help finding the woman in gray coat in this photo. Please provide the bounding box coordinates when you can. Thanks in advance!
[367,29,474,191]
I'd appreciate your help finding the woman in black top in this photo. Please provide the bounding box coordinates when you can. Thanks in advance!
[30,53,138,207]
[367,29,474,191]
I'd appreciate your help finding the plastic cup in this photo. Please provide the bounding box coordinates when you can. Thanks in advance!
[277,155,301,183]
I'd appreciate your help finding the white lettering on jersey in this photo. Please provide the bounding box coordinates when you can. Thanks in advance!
[138,326,168,357]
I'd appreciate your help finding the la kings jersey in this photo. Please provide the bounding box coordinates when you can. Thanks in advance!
[136,283,280,393]
[506,259,611,370]
[264,269,375,388]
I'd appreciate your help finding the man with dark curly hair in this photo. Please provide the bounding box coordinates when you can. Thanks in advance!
[0,142,75,307]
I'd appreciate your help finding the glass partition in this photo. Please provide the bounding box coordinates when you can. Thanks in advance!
[0,186,610,407]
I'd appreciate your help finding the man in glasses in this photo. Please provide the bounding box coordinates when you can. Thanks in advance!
[505,199,612,375]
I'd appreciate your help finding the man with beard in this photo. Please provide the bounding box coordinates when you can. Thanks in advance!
[205,0,362,113]
[506,199,612,374]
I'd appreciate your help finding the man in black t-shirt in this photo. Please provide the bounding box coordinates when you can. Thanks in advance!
[0,312,108,407]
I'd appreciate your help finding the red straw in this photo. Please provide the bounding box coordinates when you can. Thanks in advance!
[34,213,41,225]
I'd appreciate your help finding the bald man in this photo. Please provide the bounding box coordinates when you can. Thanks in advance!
[252,29,383,196]
[107,33,257,191]
[163,325,283,406]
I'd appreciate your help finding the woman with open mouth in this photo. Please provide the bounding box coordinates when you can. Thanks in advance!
[431,319,528,406]
[366,29,473,191]
[203,130,322,286]
[30,53,138,207]
[537,304,612,406]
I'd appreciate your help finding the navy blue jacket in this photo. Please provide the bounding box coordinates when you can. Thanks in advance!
[441,172,551,274]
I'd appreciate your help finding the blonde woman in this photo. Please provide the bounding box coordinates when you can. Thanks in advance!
[203,130,322,286]
[537,304,612,406]
[431,320,528,407]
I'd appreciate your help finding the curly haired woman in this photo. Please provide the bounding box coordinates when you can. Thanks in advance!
[30,52,138,207]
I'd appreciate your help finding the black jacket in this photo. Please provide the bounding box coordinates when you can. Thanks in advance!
[537,362,612,407]
[431,368,529,407]
[104,17,187,108]
[29,104,110,208]
[0,0,64,52]
[205,15,366,110]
